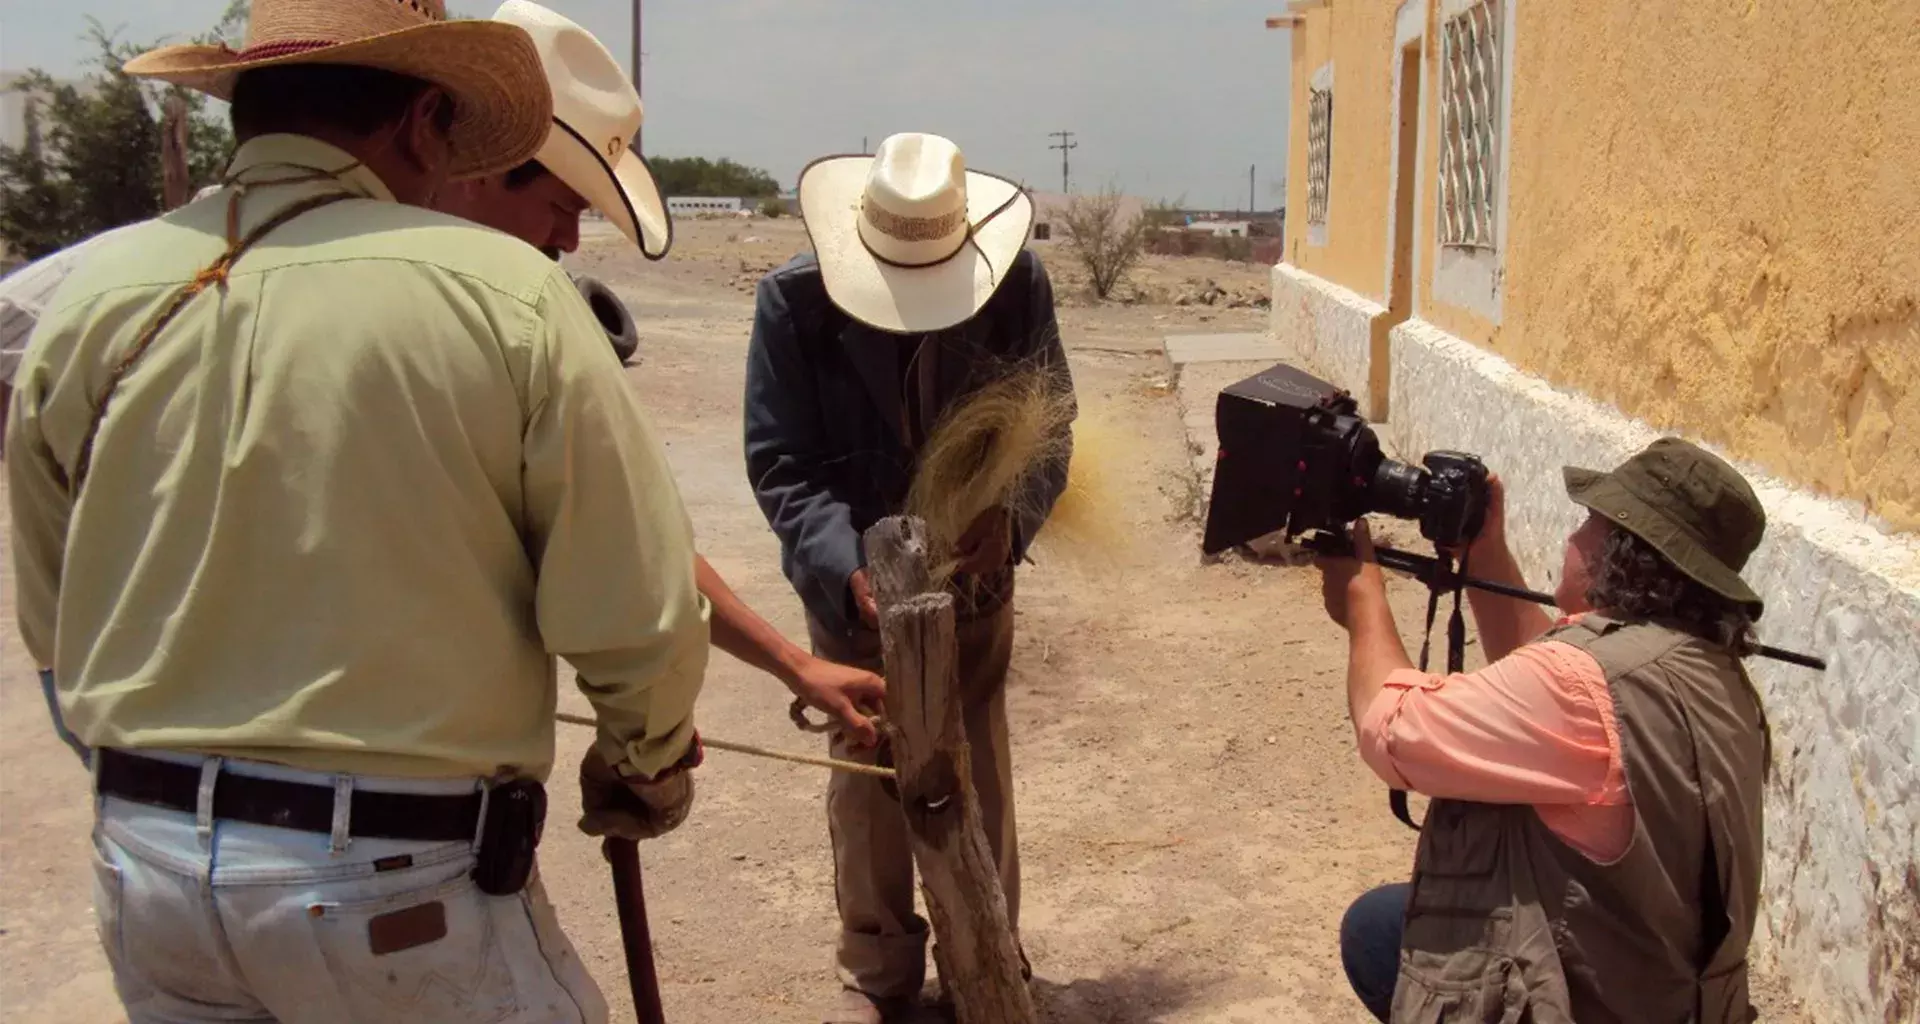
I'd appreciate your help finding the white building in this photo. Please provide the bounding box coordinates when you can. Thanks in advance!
[666,196,745,216]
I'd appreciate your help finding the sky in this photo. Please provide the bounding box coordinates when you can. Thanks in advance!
[0,0,1294,209]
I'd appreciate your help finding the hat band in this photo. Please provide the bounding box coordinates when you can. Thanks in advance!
[230,39,340,62]
[861,224,975,270]
[862,200,967,244]
[855,184,1026,273]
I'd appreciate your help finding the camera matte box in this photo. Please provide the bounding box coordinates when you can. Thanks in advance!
[1201,361,1350,555]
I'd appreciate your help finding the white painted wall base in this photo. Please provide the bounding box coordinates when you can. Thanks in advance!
[1269,263,1386,417]
[1268,264,1920,1023]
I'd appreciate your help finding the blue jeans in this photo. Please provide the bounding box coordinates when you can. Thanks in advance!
[91,751,607,1023]
[1340,883,1409,1022]
[39,668,91,766]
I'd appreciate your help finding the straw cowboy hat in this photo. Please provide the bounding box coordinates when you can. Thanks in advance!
[123,0,551,179]
[799,132,1034,333]
[492,1,671,259]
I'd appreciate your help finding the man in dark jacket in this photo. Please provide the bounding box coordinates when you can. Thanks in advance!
[744,133,1073,1023]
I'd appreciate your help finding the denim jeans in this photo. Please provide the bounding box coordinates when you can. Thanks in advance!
[39,668,91,766]
[90,751,608,1024]
[1340,883,1410,1023]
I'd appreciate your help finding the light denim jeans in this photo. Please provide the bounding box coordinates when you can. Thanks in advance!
[90,751,608,1024]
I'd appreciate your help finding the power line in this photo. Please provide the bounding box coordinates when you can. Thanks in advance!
[1048,131,1078,194]
[631,0,643,153]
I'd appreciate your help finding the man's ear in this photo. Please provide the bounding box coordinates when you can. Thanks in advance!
[400,86,455,174]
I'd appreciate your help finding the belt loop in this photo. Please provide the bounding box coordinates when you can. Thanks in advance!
[195,757,223,843]
[471,778,492,851]
[89,747,106,819]
[329,776,353,856]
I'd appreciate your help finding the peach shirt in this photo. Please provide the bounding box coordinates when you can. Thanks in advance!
[1359,626,1634,863]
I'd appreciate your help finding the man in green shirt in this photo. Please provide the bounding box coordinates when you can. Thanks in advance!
[7,2,702,1020]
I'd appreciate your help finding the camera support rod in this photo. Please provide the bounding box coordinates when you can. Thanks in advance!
[1312,535,1827,672]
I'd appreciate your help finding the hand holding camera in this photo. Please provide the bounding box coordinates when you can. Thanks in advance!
[1316,518,1386,630]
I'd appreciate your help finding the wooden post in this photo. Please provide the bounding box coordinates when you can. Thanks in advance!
[862,516,1035,1024]
[160,91,191,211]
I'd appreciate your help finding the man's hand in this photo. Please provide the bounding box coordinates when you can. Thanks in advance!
[790,655,887,748]
[1467,472,1512,560]
[1317,518,1389,630]
[849,568,879,628]
[578,745,697,841]
[953,507,1013,576]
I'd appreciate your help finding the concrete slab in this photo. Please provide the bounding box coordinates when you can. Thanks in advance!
[1162,332,1284,367]
[1171,358,1275,499]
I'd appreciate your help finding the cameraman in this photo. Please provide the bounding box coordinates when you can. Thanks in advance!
[1317,438,1772,1023]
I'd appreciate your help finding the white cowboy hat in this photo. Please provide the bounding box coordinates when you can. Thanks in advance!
[799,133,1033,333]
[123,0,551,180]
[493,1,671,259]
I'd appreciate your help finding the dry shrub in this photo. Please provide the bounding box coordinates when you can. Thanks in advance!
[906,364,1075,583]
[1060,186,1149,300]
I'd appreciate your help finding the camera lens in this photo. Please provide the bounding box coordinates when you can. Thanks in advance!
[1369,459,1429,520]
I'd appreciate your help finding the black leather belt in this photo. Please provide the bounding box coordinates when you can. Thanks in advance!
[95,748,484,843]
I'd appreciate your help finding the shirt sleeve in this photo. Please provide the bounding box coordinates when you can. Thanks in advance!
[1357,640,1629,807]
[522,269,712,779]
[5,335,70,669]
[0,243,88,387]
[742,273,865,634]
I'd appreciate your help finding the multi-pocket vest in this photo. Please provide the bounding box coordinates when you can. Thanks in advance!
[1392,616,1768,1024]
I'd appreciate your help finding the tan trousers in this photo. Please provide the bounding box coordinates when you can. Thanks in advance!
[808,604,1019,1000]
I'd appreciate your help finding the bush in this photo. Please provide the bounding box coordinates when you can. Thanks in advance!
[758,198,786,218]
[0,7,243,260]
[1059,186,1149,301]
[650,156,780,199]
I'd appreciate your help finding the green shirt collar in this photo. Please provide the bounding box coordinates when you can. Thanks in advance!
[226,134,398,203]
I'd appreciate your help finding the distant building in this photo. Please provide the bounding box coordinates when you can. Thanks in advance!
[0,72,85,153]
[666,196,746,216]
[1186,220,1251,239]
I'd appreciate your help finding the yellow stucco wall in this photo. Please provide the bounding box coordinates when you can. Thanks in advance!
[1407,0,1920,530]
[1285,1,1399,304]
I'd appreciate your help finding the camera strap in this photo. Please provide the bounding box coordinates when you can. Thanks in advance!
[1389,547,1473,832]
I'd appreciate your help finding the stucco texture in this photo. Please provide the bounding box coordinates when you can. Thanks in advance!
[1284,3,1398,302]
[1456,1,1920,532]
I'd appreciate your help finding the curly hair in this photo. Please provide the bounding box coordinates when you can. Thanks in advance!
[1588,524,1773,777]
[1586,525,1758,656]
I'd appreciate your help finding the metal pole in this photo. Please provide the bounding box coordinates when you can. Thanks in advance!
[631,0,643,153]
[1249,164,1256,214]
[1048,131,1076,194]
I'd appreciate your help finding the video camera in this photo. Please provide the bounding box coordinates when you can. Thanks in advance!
[569,272,640,366]
[1201,362,1489,555]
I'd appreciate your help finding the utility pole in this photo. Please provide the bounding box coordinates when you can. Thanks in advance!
[631,0,643,153]
[1249,164,1256,214]
[1048,131,1077,194]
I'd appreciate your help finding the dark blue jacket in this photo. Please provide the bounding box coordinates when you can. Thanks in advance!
[744,250,1074,638]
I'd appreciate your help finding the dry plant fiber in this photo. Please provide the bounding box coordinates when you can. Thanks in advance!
[906,363,1074,582]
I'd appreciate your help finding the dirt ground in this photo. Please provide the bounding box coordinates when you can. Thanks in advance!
[0,217,1810,1022]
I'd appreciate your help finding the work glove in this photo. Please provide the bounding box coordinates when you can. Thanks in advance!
[577,738,701,841]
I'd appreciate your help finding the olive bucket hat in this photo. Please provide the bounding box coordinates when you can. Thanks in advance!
[1564,438,1767,617]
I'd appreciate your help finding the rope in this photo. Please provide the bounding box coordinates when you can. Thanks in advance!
[555,711,897,780]
[70,189,355,494]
